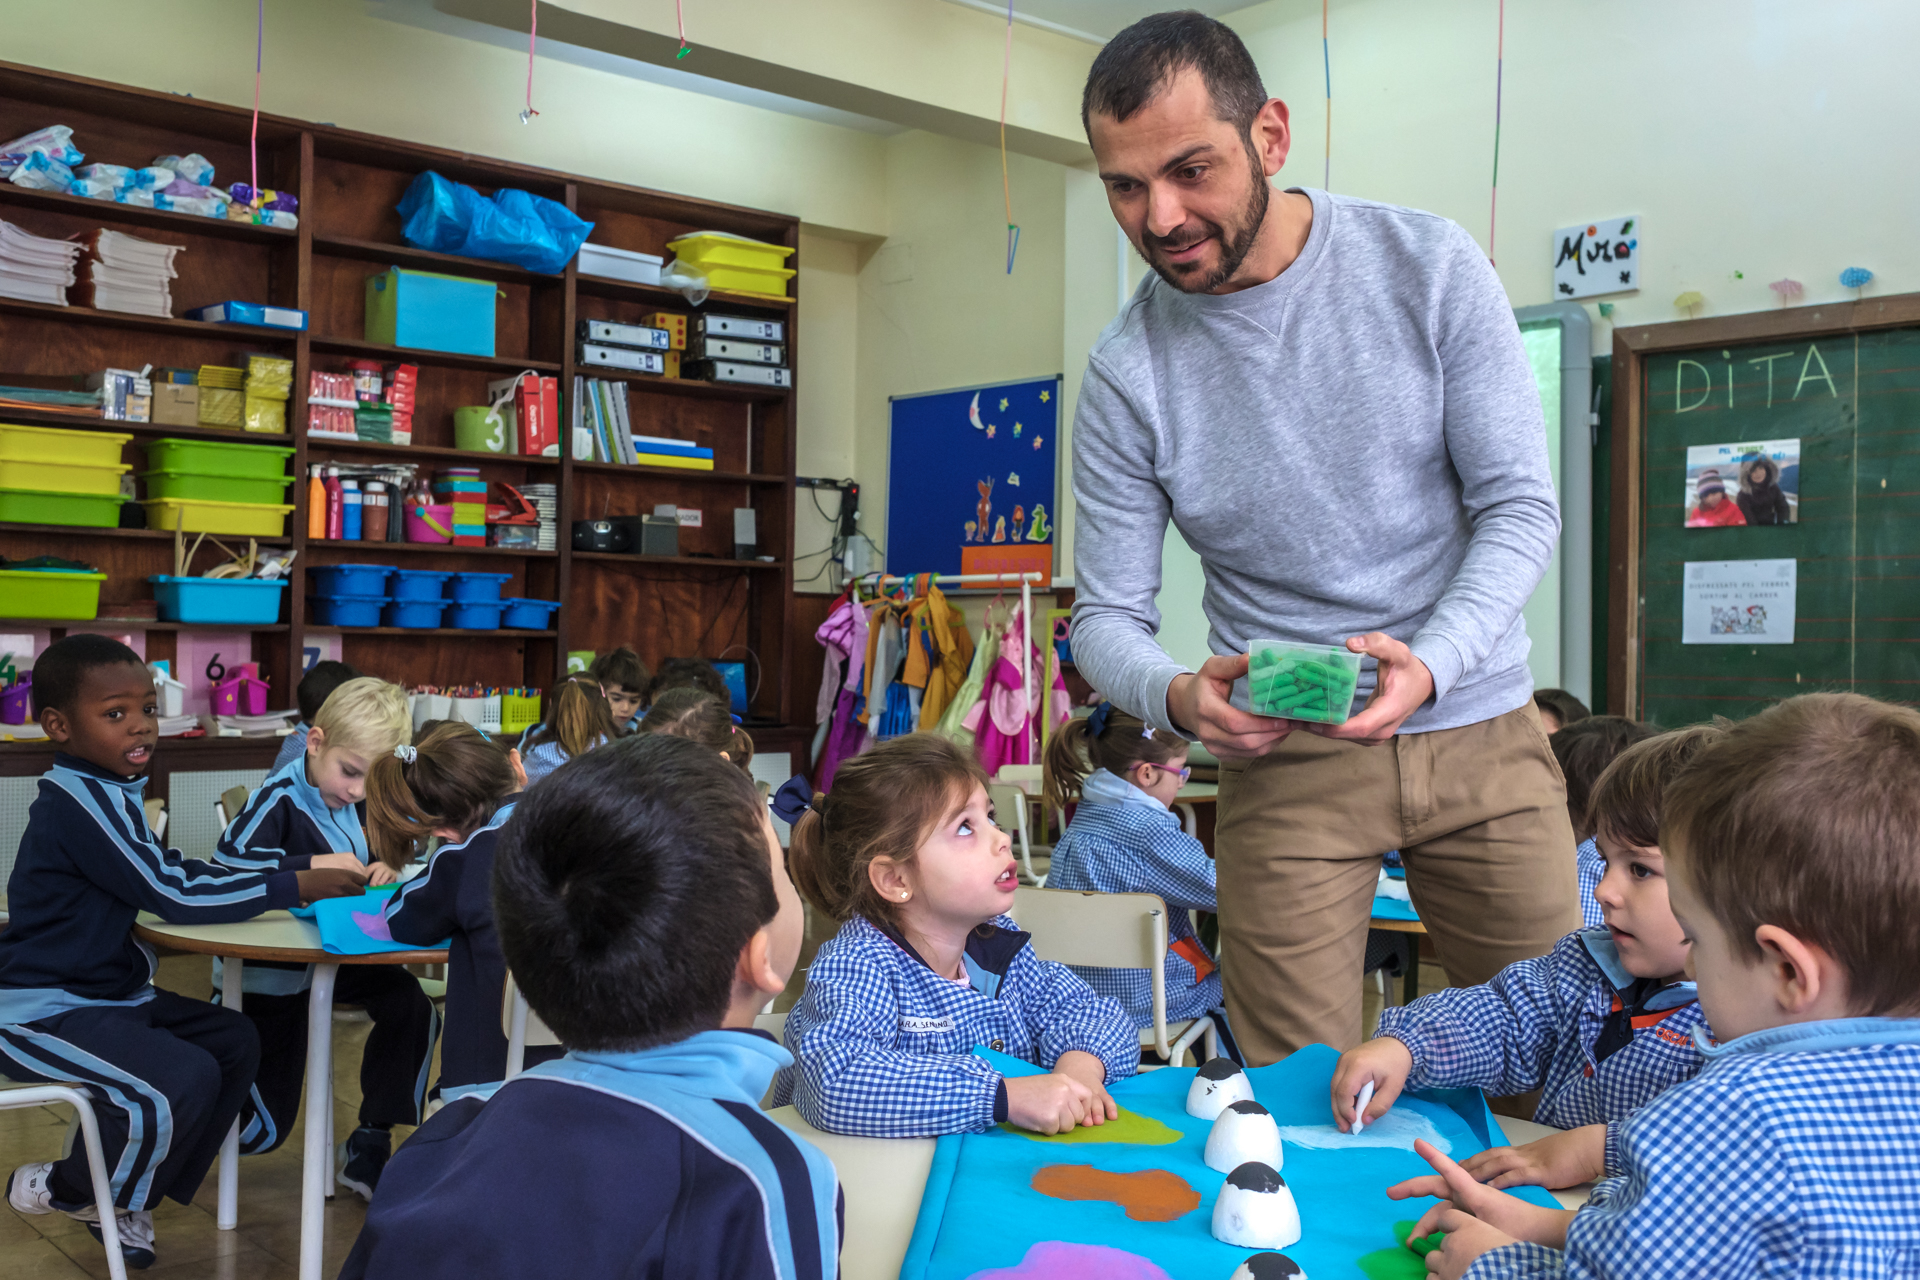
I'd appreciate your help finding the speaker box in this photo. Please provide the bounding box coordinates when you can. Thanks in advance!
[733,507,757,561]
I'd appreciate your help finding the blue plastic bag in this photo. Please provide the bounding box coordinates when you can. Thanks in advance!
[397,171,593,275]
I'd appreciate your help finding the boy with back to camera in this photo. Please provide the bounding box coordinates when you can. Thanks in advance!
[1394,692,1920,1278]
[339,733,842,1280]
[0,636,364,1269]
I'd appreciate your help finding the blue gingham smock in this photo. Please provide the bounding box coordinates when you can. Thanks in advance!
[1375,928,1707,1176]
[771,914,1137,1138]
[1575,836,1605,929]
[1464,1018,1920,1279]
[1042,769,1220,1026]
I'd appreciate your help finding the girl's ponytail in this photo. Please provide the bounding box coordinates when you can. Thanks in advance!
[364,722,519,868]
[725,725,755,773]
[785,793,839,918]
[365,748,436,869]
[1042,714,1093,812]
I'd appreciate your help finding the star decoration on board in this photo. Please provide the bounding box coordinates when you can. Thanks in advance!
[999,398,1009,411]
[1039,390,1050,402]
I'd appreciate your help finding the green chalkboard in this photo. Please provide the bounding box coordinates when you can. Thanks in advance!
[1638,327,1920,725]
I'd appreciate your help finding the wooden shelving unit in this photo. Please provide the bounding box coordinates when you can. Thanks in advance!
[0,59,802,741]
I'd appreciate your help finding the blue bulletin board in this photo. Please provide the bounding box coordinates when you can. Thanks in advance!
[887,377,1060,582]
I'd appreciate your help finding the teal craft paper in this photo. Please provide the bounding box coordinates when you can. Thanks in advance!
[1370,893,1420,923]
[901,1044,1560,1280]
[292,887,450,954]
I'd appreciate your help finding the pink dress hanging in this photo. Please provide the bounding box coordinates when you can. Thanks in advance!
[961,606,1068,776]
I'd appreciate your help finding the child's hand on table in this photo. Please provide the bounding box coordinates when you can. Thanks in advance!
[1052,1050,1119,1127]
[310,852,369,879]
[1331,1035,1412,1131]
[294,868,370,905]
[1461,1123,1606,1190]
[1389,1138,1576,1273]
[1005,1072,1093,1134]
[366,862,399,887]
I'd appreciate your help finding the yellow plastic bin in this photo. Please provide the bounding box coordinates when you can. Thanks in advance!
[141,497,292,537]
[666,233,794,272]
[0,569,108,619]
[0,423,131,467]
[0,457,131,495]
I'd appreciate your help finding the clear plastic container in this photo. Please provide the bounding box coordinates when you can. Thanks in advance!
[1247,640,1362,725]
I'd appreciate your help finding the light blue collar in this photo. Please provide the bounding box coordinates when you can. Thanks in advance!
[1079,767,1169,813]
[531,1028,793,1108]
[1700,1016,1920,1059]
[1579,927,1697,1010]
[264,751,368,861]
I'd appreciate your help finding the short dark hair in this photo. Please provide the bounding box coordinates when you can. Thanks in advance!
[492,733,775,1050]
[1082,10,1267,136]
[1587,724,1725,850]
[1663,693,1920,1017]
[645,656,728,704]
[32,634,145,718]
[297,660,364,724]
[1533,688,1591,728]
[1551,715,1656,840]
[588,646,649,693]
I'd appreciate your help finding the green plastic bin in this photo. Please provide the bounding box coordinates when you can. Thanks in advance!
[141,438,296,481]
[139,470,296,505]
[0,487,123,527]
[0,568,108,619]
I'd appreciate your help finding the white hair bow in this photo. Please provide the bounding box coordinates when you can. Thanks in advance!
[394,744,417,763]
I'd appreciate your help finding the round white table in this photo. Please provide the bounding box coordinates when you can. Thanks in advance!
[134,911,447,1280]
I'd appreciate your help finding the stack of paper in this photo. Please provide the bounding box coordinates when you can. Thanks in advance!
[0,219,81,304]
[157,713,198,738]
[203,710,297,738]
[72,228,184,317]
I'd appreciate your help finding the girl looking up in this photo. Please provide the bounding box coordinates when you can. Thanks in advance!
[1042,702,1239,1062]
[771,734,1137,1138]
[520,675,615,785]
[368,722,558,1100]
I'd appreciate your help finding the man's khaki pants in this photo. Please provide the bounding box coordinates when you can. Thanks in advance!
[1214,702,1580,1065]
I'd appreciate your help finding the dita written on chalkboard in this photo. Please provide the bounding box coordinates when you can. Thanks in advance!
[1671,343,1839,412]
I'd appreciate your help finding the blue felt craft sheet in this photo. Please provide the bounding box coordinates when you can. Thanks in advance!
[902,1044,1559,1280]
[1370,894,1420,923]
[290,887,449,954]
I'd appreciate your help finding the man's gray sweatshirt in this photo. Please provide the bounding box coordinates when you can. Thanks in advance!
[1070,189,1559,736]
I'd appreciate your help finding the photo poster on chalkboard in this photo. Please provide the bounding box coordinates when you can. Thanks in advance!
[886,376,1060,582]
[1636,327,1920,725]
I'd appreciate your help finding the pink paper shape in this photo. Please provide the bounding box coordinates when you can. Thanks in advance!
[965,1242,1172,1280]
[351,910,394,942]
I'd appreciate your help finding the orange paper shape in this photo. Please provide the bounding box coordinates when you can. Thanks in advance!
[1029,1164,1201,1223]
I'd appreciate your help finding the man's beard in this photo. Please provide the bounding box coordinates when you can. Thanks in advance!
[1141,152,1272,295]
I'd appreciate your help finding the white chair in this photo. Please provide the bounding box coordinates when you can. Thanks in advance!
[1012,886,1217,1068]
[987,782,1047,887]
[0,1083,128,1279]
[500,973,562,1080]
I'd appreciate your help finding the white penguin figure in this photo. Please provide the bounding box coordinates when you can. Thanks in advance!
[1205,1100,1284,1174]
[1211,1162,1301,1251]
[1187,1058,1255,1121]
[1230,1253,1307,1280]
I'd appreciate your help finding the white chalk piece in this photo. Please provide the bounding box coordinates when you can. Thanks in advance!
[1211,1162,1301,1251]
[1187,1058,1255,1121]
[1230,1254,1307,1280]
[1352,1080,1375,1136]
[1205,1100,1284,1174]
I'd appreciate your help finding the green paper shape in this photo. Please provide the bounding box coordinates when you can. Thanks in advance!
[998,1108,1181,1146]
[1356,1221,1445,1279]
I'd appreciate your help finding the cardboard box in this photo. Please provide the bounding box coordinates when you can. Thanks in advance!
[641,312,687,350]
[152,384,201,426]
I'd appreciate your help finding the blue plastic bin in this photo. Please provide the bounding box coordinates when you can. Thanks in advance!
[148,576,288,624]
[500,597,561,630]
[384,598,449,629]
[308,564,395,596]
[391,569,453,601]
[308,594,389,627]
[447,572,513,604]
[365,267,497,357]
[446,601,503,630]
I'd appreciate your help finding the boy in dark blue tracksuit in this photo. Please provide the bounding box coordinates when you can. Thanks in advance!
[0,636,363,1269]
[341,735,841,1280]
[212,677,435,1198]
[382,800,560,1100]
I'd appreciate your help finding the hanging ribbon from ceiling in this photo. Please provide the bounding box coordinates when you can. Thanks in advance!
[521,0,541,122]
[1488,0,1504,264]
[1000,0,1020,274]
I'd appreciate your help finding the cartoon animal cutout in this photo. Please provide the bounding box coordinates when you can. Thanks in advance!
[1027,504,1051,541]
[975,478,994,542]
[1011,505,1025,540]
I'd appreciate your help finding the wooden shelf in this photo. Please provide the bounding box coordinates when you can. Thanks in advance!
[0,183,298,244]
[0,619,293,632]
[312,234,564,287]
[0,405,293,444]
[574,273,793,312]
[0,522,291,545]
[570,460,785,485]
[0,296,299,343]
[303,540,556,560]
[309,626,558,637]
[582,367,789,402]
[304,439,562,468]
[309,336,561,376]
[571,553,787,571]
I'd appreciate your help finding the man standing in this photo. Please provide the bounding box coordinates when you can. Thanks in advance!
[1069,12,1579,1064]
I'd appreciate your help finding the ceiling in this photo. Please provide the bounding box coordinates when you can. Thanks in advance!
[940,0,1255,44]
